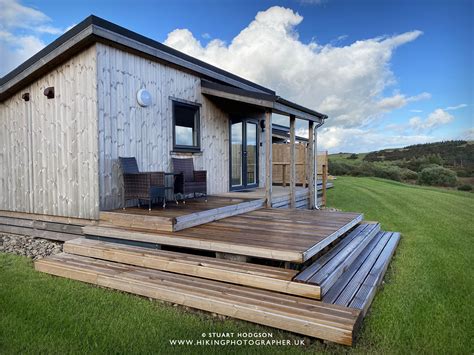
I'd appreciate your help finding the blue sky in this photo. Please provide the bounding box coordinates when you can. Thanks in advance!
[0,0,472,152]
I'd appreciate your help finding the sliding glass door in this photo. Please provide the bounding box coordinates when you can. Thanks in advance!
[230,118,258,190]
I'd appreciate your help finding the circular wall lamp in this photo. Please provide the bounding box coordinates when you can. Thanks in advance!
[136,89,152,107]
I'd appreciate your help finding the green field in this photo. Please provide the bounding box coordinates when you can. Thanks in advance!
[1,177,473,354]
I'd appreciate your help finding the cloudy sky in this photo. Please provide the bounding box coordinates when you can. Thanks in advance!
[0,0,472,152]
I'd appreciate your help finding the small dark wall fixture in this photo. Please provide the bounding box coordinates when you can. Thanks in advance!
[22,93,30,101]
[44,87,55,99]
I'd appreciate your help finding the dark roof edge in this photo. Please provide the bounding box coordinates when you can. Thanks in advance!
[0,15,274,95]
[201,79,276,101]
[276,97,328,120]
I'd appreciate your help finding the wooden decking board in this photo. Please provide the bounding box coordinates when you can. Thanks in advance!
[322,231,397,310]
[83,225,305,262]
[35,253,360,345]
[84,209,363,263]
[0,216,84,235]
[332,232,391,307]
[294,224,368,281]
[294,224,380,296]
[0,210,95,225]
[313,224,380,293]
[302,214,364,261]
[0,224,79,242]
[64,238,321,299]
[322,233,382,304]
[102,196,265,232]
[349,233,400,315]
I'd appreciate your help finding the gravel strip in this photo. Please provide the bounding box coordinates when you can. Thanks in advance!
[0,233,63,260]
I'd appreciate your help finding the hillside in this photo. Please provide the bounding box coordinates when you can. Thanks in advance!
[328,141,474,189]
[363,140,474,172]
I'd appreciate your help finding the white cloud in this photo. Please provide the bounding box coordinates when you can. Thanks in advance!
[165,6,423,133]
[377,92,431,111]
[410,109,423,113]
[201,32,211,40]
[460,128,474,140]
[0,0,71,76]
[444,103,468,111]
[409,108,454,132]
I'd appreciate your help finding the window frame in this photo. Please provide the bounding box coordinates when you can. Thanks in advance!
[172,99,201,153]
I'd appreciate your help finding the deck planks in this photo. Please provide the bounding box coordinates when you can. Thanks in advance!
[64,238,321,299]
[294,223,380,295]
[84,209,364,263]
[322,232,400,311]
[35,253,361,345]
[101,196,264,232]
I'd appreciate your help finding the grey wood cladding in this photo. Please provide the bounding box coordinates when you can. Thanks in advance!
[96,44,230,210]
[1,42,270,218]
[0,46,99,219]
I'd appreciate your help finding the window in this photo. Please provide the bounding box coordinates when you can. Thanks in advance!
[172,101,200,152]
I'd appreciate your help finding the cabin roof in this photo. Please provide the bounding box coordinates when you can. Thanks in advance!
[0,15,327,121]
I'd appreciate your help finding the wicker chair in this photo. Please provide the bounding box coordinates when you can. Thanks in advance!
[119,157,165,210]
[172,158,207,202]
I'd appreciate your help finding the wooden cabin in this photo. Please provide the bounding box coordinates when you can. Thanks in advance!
[0,15,327,220]
[0,16,400,346]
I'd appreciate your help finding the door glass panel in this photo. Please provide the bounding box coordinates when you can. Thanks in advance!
[231,122,243,187]
[246,122,257,185]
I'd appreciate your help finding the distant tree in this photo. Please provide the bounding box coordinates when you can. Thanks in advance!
[347,153,358,160]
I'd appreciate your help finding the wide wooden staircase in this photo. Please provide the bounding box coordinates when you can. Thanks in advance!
[35,222,400,346]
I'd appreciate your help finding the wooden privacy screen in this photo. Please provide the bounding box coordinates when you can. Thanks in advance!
[272,144,328,186]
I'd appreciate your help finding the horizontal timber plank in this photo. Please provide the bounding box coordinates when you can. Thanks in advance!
[84,209,364,263]
[349,232,400,315]
[35,253,360,345]
[83,225,305,262]
[0,210,96,225]
[294,224,380,296]
[0,224,78,242]
[0,216,84,235]
[64,238,321,299]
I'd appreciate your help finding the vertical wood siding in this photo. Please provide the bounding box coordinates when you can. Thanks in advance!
[0,46,99,219]
[96,44,230,210]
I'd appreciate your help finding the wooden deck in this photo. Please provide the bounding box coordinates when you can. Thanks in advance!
[84,209,363,263]
[101,196,264,232]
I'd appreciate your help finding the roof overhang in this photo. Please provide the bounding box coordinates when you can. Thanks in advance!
[201,80,327,123]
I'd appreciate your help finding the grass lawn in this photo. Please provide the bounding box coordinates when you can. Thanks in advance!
[1,177,473,354]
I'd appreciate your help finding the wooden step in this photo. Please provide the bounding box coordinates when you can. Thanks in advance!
[101,197,264,232]
[294,223,380,296]
[64,238,321,299]
[35,253,361,345]
[323,231,400,315]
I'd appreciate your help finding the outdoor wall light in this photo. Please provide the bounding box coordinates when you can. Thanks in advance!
[22,93,30,101]
[44,87,55,99]
[136,88,152,107]
[260,119,266,131]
